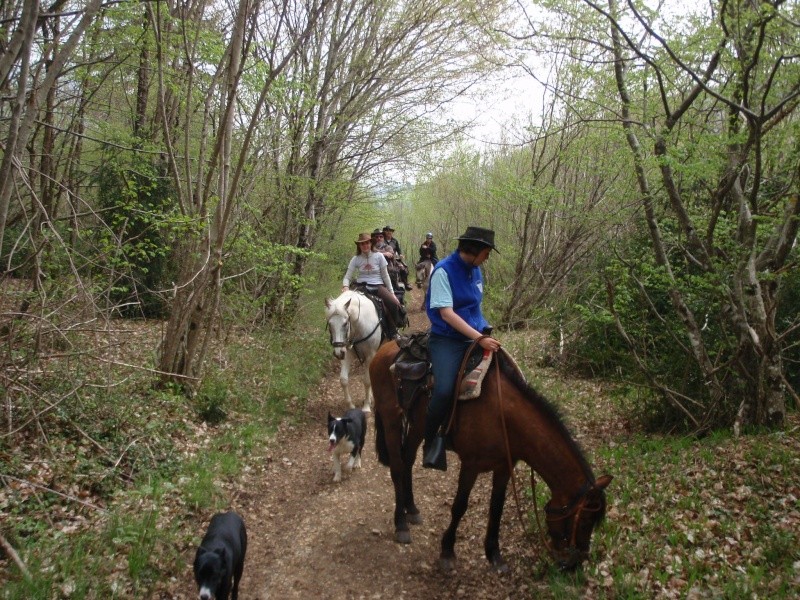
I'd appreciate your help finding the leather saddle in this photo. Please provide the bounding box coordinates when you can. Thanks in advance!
[351,283,395,339]
[390,332,487,412]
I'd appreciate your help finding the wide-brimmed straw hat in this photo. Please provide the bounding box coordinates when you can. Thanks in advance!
[456,226,499,253]
[354,232,372,244]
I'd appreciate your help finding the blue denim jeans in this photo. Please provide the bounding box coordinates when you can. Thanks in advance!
[425,333,472,443]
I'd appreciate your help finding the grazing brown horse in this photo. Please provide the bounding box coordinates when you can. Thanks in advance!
[370,340,612,571]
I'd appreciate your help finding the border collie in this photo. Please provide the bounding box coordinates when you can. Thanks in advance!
[193,511,247,600]
[328,408,367,482]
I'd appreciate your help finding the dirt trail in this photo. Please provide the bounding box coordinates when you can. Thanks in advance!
[171,288,548,599]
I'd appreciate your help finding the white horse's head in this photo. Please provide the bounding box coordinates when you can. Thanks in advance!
[325,292,356,360]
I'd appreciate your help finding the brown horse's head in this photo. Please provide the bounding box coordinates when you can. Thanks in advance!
[545,474,612,570]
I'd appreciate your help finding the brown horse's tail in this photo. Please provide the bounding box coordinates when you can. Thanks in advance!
[374,411,390,466]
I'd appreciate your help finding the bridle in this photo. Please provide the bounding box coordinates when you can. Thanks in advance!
[328,316,351,351]
[326,294,380,363]
[542,480,605,553]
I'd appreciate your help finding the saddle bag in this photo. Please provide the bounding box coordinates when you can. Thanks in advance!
[390,333,431,411]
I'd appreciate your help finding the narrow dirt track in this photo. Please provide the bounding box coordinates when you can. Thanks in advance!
[171,287,551,599]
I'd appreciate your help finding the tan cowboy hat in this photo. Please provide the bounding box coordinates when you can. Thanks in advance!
[354,232,372,244]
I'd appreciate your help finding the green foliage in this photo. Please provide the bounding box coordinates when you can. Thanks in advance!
[223,223,322,325]
[558,227,745,431]
[777,267,800,401]
[91,137,191,318]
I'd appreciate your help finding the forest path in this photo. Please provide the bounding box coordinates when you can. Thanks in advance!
[174,287,548,599]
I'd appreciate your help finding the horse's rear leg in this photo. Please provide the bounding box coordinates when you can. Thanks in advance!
[381,411,414,543]
[401,431,423,525]
[439,466,479,572]
[485,468,511,572]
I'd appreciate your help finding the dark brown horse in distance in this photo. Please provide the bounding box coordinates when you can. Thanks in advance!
[369,340,612,571]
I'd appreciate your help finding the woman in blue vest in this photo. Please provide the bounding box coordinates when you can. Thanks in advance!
[422,226,501,470]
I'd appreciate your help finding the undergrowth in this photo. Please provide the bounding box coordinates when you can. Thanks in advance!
[3,310,799,598]
[513,349,800,599]
[0,310,330,599]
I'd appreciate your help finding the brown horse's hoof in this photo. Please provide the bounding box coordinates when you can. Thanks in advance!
[395,530,412,544]
[491,558,509,574]
[407,512,422,525]
[439,556,456,572]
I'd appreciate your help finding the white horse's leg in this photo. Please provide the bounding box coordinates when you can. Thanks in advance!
[361,359,373,413]
[340,351,355,409]
[361,369,372,412]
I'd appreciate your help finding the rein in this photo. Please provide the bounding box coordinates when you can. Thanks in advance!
[445,338,601,559]
[463,342,599,558]
[492,348,537,543]
[446,338,535,540]
[348,295,381,361]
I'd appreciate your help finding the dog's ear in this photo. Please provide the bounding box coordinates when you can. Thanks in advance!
[341,418,352,425]
[328,412,335,423]
[214,546,227,561]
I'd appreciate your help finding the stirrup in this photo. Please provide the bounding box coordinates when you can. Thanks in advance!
[422,435,447,471]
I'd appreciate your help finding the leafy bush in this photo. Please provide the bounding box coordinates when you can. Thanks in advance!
[221,223,321,326]
[92,139,190,318]
[193,378,229,424]
[777,267,800,405]
[558,231,741,432]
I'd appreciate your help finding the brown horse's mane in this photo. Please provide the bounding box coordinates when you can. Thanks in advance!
[498,353,597,482]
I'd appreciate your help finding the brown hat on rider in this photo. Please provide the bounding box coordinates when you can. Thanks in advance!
[354,232,372,244]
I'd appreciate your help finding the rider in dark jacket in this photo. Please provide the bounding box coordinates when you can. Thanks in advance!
[383,225,412,291]
[418,232,439,264]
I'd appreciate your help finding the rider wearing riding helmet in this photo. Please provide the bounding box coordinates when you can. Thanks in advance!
[418,232,439,265]
[342,232,404,340]
[422,226,501,470]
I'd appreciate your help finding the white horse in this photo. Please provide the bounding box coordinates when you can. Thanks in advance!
[324,290,384,412]
[415,260,434,309]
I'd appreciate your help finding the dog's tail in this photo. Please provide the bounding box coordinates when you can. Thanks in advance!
[374,412,390,466]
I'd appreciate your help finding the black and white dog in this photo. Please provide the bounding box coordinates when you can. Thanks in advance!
[193,511,247,600]
[327,409,367,482]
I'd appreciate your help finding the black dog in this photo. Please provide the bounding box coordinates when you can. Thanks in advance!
[193,511,247,600]
[327,408,367,482]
